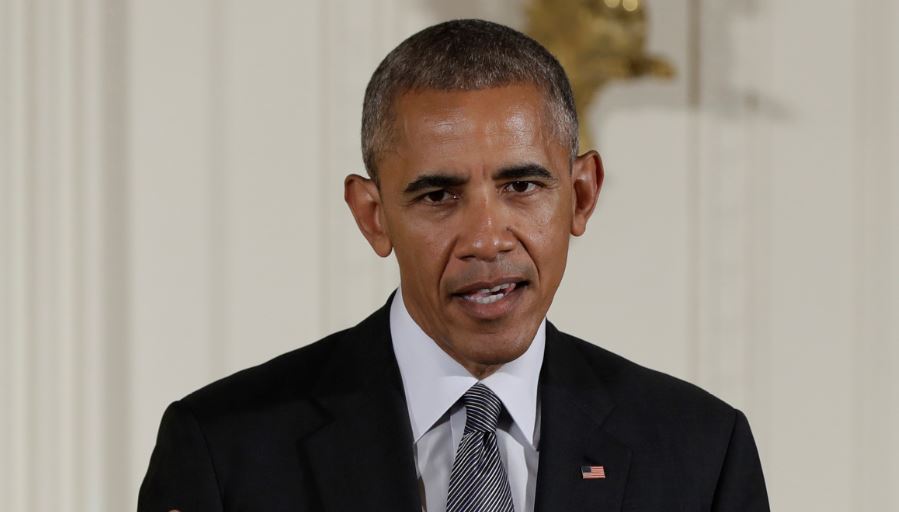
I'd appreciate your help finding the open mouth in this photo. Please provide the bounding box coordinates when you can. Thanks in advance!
[455,281,528,305]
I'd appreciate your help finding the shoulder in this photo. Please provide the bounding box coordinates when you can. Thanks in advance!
[552,329,769,507]
[172,294,396,428]
[550,328,755,497]
[176,299,391,423]
[554,327,737,432]
[180,329,343,411]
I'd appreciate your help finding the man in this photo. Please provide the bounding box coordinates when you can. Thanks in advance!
[139,19,769,511]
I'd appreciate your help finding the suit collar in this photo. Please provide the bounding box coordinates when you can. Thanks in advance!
[390,285,545,446]
[534,321,631,512]
[298,292,422,512]
[295,296,632,512]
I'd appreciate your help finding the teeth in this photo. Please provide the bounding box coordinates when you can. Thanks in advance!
[472,283,513,294]
[469,293,504,305]
[462,282,516,304]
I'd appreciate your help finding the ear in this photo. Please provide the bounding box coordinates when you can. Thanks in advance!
[570,150,604,237]
[344,174,393,257]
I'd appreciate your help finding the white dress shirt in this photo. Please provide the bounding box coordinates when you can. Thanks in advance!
[390,287,545,512]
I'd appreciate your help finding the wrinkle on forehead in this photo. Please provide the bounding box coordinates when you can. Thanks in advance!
[415,109,475,141]
[379,85,565,181]
[399,98,546,148]
[494,106,546,150]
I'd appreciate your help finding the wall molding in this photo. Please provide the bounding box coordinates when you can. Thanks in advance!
[851,0,895,507]
[1,0,130,509]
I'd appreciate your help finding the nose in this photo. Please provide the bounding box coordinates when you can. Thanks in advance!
[454,191,516,261]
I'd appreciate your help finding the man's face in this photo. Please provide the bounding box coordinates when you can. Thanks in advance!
[346,84,602,377]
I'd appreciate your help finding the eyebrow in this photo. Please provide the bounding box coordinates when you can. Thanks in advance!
[493,163,557,183]
[402,163,558,194]
[403,174,468,194]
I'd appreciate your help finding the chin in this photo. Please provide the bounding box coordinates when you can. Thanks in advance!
[463,335,533,366]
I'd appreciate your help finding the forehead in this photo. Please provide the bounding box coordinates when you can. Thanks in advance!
[381,84,565,178]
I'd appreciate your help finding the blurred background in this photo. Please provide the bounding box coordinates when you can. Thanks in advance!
[1,0,897,510]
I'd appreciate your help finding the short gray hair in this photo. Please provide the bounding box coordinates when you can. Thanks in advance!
[361,19,579,182]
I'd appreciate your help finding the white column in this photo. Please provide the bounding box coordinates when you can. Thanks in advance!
[1,0,130,510]
[850,0,897,508]
[692,0,899,509]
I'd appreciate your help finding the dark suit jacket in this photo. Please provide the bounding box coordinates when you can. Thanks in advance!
[139,295,769,511]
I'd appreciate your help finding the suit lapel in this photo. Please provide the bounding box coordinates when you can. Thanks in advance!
[296,301,633,511]
[534,322,631,512]
[298,297,421,512]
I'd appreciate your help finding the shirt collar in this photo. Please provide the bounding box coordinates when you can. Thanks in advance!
[390,287,545,447]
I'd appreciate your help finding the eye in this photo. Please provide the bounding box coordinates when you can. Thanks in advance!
[421,189,458,204]
[505,181,539,194]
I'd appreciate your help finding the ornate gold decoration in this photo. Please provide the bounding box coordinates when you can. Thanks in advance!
[527,0,675,149]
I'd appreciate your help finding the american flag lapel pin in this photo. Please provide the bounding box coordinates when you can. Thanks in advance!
[581,465,606,479]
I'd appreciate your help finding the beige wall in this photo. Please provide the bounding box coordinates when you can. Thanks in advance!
[2,0,897,510]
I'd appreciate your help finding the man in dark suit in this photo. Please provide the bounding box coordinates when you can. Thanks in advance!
[139,19,769,511]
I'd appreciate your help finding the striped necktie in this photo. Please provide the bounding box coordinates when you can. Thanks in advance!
[446,383,515,512]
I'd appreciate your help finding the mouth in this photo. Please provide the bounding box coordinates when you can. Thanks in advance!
[451,279,530,319]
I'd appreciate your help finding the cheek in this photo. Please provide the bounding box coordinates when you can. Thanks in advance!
[392,222,454,285]
[514,194,571,272]
[522,191,570,238]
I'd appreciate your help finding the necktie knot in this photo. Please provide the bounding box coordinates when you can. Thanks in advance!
[462,383,503,433]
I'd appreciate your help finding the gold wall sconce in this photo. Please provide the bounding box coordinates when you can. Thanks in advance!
[527,0,675,149]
